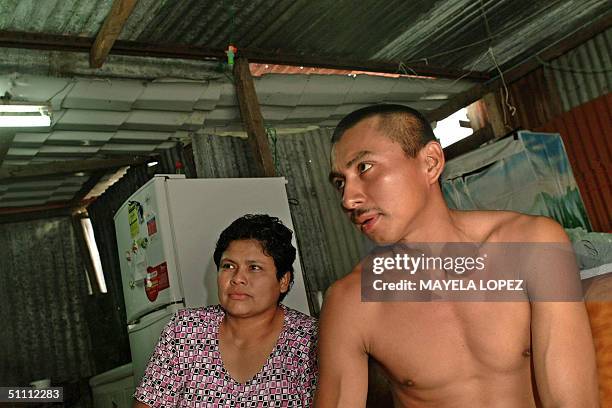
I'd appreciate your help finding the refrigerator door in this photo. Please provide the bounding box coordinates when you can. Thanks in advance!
[128,303,183,384]
[114,176,185,323]
[165,177,311,315]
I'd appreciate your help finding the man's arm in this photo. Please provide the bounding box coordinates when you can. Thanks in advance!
[133,401,151,408]
[529,218,599,406]
[315,274,370,407]
[532,301,599,406]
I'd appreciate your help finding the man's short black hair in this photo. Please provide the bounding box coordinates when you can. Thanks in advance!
[332,104,437,157]
[213,214,296,302]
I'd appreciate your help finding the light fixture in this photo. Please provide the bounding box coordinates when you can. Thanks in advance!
[0,104,51,127]
[147,161,159,167]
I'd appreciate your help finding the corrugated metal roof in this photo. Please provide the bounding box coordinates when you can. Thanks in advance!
[123,0,609,72]
[0,0,608,75]
[0,0,112,36]
[0,1,608,212]
[550,28,612,111]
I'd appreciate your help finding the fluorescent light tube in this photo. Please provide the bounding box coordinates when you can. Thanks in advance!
[0,115,51,127]
[0,105,48,113]
[0,104,51,127]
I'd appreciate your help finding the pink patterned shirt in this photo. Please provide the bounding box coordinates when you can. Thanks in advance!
[134,304,318,407]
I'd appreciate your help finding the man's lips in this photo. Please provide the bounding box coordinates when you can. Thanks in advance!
[352,212,380,233]
[361,214,380,233]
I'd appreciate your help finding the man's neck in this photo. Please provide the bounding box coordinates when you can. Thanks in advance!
[399,193,475,243]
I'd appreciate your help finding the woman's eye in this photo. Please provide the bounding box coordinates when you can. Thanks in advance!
[357,162,372,173]
[333,178,345,191]
[250,265,262,271]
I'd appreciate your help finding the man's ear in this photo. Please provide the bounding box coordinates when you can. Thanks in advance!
[279,271,291,293]
[422,141,445,184]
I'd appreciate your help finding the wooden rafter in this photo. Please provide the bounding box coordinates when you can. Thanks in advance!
[0,204,72,221]
[90,0,139,68]
[0,30,489,81]
[0,156,148,180]
[233,57,275,177]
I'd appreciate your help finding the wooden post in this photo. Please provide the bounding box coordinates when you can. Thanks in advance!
[481,92,507,138]
[233,57,276,177]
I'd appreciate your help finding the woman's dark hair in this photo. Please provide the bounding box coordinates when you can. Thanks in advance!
[213,214,296,302]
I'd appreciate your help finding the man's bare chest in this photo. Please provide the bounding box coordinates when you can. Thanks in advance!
[366,302,532,388]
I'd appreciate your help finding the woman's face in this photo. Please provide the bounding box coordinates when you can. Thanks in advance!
[217,239,290,318]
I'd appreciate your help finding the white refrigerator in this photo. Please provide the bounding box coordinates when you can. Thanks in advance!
[113,174,310,384]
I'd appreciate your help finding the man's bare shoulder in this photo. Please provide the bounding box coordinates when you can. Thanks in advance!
[322,265,377,323]
[324,265,362,308]
[455,210,568,243]
[493,212,568,243]
[319,264,375,354]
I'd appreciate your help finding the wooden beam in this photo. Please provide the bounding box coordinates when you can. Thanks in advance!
[443,124,495,162]
[0,203,73,219]
[0,30,489,81]
[481,92,507,138]
[90,0,139,68]
[426,12,612,122]
[0,156,148,180]
[427,81,499,122]
[233,57,275,177]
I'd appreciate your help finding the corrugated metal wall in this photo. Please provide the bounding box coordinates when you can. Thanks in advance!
[0,217,94,386]
[191,130,367,314]
[498,28,610,131]
[550,28,612,111]
[536,94,611,232]
[499,28,611,232]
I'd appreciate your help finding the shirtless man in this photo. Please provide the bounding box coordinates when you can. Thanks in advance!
[315,104,599,407]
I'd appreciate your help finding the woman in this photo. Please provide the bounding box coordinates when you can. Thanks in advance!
[134,214,318,407]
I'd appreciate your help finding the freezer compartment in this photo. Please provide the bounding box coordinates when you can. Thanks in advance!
[128,303,183,385]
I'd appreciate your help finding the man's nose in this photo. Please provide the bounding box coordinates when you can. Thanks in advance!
[341,181,365,211]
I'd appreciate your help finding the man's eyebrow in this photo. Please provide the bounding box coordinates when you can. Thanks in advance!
[345,150,373,169]
[328,150,373,183]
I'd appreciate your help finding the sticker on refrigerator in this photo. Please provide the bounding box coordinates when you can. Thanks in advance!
[147,215,158,236]
[144,261,170,302]
[128,201,144,238]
